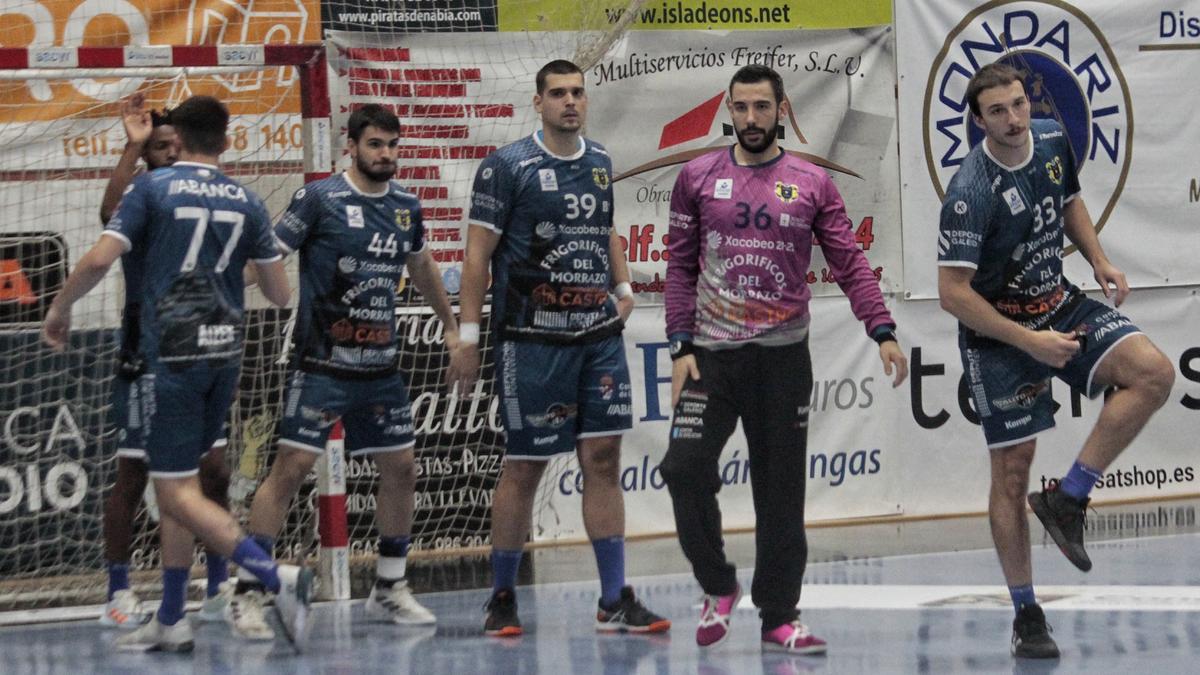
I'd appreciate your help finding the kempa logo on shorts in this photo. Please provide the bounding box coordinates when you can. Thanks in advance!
[923,0,1132,236]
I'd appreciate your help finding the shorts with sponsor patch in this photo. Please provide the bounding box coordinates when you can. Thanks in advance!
[961,297,1142,447]
[143,362,239,477]
[110,374,229,462]
[277,370,415,456]
[496,336,633,460]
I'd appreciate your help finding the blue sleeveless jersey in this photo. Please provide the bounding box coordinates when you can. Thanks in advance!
[104,161,279,366]
[468,132,621,345]
[275,173,425,379]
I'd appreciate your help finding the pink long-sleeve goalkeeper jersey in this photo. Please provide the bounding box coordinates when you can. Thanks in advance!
[664,146,893,347]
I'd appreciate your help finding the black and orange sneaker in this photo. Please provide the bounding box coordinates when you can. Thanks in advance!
[595,586,671,634]
[1028,485,1092,572]
[484,589,523,637]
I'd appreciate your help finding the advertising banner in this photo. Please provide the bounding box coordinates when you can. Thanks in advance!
[897,0,1200,296]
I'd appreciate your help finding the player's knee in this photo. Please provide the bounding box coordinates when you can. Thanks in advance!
[499,459,547,490]
[580,448,620,484]
[198,457,231,501]
[1139,351,1175,408]
[270,447,318,491]
[376,452,417,487]
[659,450,713,493]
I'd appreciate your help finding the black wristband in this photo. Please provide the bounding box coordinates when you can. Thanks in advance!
[870,326,897,345]
[669,339,694,361]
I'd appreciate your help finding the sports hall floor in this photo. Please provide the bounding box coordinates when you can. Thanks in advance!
[3,496,1200,674]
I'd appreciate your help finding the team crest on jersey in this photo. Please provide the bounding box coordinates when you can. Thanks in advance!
[922,1,1131,236]
[1045,156,1064,185]
[775,181,799,204]
[592,167,610,189]
[395,209,412,231]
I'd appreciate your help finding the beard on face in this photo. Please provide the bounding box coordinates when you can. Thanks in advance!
[356,152,395,182]
[735,119,779,154]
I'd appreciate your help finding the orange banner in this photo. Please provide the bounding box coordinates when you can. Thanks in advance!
[0,1,321,120]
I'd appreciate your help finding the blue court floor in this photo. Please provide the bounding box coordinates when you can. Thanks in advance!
[3,500,1200,674]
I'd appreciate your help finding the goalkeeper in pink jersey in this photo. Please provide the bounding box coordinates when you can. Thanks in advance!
[660,65,908,654]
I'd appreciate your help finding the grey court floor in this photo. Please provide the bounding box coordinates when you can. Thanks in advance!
[3,498,1200,674]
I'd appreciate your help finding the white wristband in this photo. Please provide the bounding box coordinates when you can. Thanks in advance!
[614,282,633,300]
[459,322,480,345]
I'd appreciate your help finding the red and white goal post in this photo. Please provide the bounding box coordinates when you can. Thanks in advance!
[0,43,362,613]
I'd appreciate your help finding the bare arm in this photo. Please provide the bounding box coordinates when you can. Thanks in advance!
[406,247,460,336]
[1062,197,1129,306]
[608,228,634,322]
[253,259,290,307]
[938,265,1079,368]
[451,224,502,391]
[100,95,153,224]
[42,235,126,350]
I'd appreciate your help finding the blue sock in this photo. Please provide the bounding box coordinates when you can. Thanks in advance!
[491,549,523,594]
[157,568,189,626]
[107,563,130,601]
[379,535,410,559]
[1009,584,1037,614]
[592,536,626,607]
[206,553,228,597]
[232,537,280,593]
[1060,460,1103,501]
[250,533,275,557]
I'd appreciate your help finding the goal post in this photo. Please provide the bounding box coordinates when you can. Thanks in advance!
[0,43,330,614]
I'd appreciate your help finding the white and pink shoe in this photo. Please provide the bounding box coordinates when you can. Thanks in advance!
[696,584,742,647]
[762,619,827,654]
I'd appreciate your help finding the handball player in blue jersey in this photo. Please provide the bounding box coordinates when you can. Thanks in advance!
[937,63,1174,658]
[96,93,235,629]
[228,104,464,638]
[454,60,669,637]
[43,95,313,653]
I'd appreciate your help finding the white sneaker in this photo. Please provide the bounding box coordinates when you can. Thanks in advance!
[114,615,194,653]
[365,580,436,625]
[196,580,233,623]
[99,589,149,629]
[273,565,315,649]
[225,587,275,641]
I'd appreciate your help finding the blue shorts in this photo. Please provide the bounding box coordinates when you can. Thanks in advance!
[277,370,415,456]
[961,297,1142,448]
[110,373,227,462]
[496,336,633,460]
[142,362,239,477]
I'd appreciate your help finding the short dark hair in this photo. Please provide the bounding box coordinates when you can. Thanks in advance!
[169,95,228,155]
[966,63,1024,117]
[729,65,785,103]
[536,59,583,95]
[150,108,172,128]
[347,103,400,142]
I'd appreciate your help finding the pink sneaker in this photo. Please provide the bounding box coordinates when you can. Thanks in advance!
[696,584,742,647]
[762,620,827,654]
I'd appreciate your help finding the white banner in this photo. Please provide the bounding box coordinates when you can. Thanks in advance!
[537,288,1200,541]
[329,26,903,299]
[896,0,1200,298]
